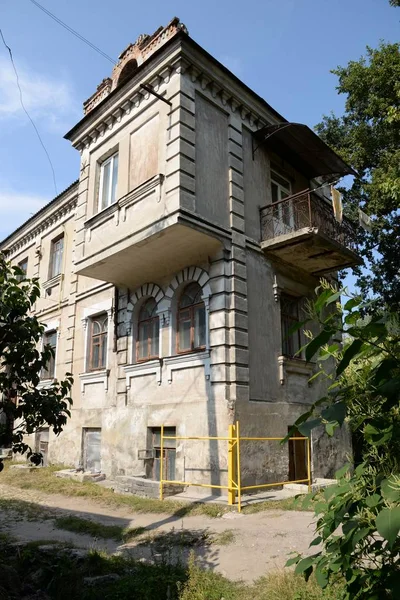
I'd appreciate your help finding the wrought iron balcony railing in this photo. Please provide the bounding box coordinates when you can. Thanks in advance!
[260,189,357,251]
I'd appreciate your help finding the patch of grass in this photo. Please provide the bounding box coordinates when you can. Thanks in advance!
[212,528,236,545]
[0,497,51,521]
[54,516,149,543]
[0,535,345,600]
[241,494,314,514]
[138,528,211,551]
[1,463,313,518]
[54,515,125,541]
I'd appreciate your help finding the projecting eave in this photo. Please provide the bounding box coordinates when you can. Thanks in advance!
[253,123,357,179]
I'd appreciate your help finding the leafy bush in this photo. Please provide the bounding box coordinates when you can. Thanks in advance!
[287,283,400,599]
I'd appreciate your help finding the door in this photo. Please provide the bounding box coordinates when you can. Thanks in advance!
[288,427,308,482]
[83,428,101,473]
[151,427,176,481]
[271,172,294,236]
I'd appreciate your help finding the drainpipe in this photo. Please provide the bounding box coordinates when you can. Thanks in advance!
[113,286,119,353]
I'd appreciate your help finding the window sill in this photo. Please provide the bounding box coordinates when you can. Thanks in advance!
[124,359,161,387]
[37,378,55,390]
[43,273,62,291]
[278,356,315,385]
[164,350,210,384]
[79,369,109,393]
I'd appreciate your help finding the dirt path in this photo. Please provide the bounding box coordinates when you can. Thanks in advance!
[0,484,317,582]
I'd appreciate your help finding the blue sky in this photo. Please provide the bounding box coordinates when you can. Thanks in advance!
[0,0,398,288]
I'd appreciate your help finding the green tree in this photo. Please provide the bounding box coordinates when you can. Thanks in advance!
[287,283,400,599]
[0,254,73,470]
[315,42,400,311]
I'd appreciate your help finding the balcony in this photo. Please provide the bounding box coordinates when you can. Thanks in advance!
[260,189,361,276]
[74,175,224,288]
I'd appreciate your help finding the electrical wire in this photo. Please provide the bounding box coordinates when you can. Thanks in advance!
[28,0,116,65]
[0,28,58,196]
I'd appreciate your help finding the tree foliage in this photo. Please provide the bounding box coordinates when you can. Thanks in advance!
[287,283,400,599]
[0,254,73,470]
[315,42,400,311]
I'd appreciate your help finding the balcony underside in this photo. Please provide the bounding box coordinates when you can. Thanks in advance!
[261,228,361,276]
[75,220,223,288]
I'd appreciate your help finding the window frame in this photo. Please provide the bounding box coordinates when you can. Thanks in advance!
[17,258,28,281]
[280,293,303,359]
[136,298,160,363]
[176,283,206,355]
[271,171,291,203]
[48,234,64,280]
[98,152,119,212]
[87,313,109,372]
[41,330,57,380]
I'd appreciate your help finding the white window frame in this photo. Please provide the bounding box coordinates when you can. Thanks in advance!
[271,171,291,202]
[38,319,60,387]
[98,152,119,212]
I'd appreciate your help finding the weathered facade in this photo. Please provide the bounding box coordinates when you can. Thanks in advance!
[1,18,359,492]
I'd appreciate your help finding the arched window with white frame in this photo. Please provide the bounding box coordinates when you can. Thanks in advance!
[137,298,159,362]
[177,282,206,353]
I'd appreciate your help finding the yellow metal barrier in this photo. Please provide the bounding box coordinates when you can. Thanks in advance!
[159,421,311,512]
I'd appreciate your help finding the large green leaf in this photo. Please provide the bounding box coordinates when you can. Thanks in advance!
[336,339,364,376]
[305,329,334,362]
[321,402,346,426]
[381,477,400,502]
[376,507,400,547]
[298,418,321,437]
[364,423,393,446]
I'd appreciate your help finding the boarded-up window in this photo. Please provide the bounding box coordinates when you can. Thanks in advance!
[195,94,229,228]
[130,114,159,190]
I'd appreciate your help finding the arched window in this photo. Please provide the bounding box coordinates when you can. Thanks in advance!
[177,283,206,353]
[117,59,138,86]
[137,298,159,361]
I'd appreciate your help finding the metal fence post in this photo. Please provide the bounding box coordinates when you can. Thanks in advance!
[227,423,236,505]
[159,424,164,501]
[236,420,242,513]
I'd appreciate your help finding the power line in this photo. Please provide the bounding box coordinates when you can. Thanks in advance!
[0,28,58,196]
[28,0,116,65]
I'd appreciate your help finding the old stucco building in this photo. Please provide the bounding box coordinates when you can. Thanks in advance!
[1,18,359,492]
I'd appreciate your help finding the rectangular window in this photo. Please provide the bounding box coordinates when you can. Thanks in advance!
[88,313,108,371]
[17,258,28,281]
[99,153,119,211]
[281,293,302,358]
[49,235,64,279]
[41,331,57,379]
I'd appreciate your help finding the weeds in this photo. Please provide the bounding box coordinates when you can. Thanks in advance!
[212,528,236,545]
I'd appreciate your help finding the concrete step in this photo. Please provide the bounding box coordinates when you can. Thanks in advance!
[114,475,182,498]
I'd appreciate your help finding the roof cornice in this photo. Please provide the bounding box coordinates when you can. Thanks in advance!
[65,33,287,152]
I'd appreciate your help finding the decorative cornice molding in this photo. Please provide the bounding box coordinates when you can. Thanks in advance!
[5,196,77,258]
[70,43,278,154]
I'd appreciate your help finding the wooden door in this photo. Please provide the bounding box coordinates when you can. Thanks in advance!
[288,427,308,481]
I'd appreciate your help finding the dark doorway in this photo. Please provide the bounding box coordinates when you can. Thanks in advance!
[83,428,101,473]
[288,427,308,481]
[150,427,176,481]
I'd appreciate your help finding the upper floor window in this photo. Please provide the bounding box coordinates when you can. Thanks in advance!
[17,258,28,281]
[99,153,119,211]
[88,313,108,371]
[281,293,302,359]
[42,330,57,379]
[137,298,159,362]
[271,171,291,203]
[49,235,64,279]
[177,282,206,353]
